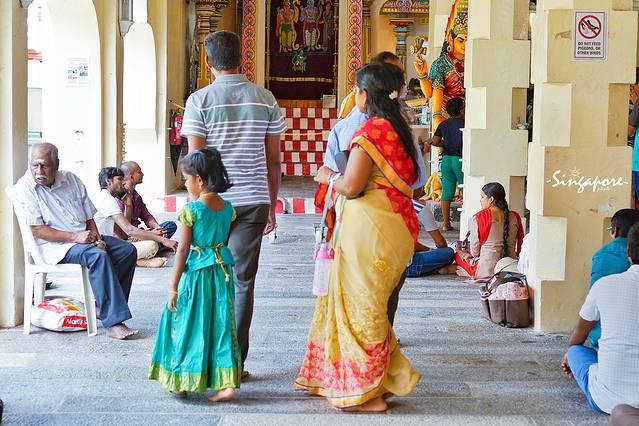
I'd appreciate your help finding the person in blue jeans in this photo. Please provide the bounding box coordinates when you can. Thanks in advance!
[406,203,455,278]
[561,224,639,414]
[588,209,639,349]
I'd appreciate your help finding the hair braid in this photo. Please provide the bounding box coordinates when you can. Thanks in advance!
[500,201,510,258]
[481,182,510,258]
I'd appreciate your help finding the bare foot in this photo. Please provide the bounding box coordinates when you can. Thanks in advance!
[106,323,139,340]
[442,225,455,232]
[137,257,168,268]
[338,396,388,413]
[455,266,471,277]
[438,264,457,275]
[208,388,236,402]
[170,390,187,398]
[241,370,250,381]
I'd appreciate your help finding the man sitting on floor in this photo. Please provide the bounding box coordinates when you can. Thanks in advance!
[561,223,639,414]
[117,161,177,242]
[94,167,178,268]
[11,143,138,340]
[407,202,455,278]
[588,208,639,349]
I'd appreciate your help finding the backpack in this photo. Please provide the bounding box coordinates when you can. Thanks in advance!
[479,271,531,328]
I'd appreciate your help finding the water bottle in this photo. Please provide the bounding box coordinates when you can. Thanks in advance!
[312,243,333,296]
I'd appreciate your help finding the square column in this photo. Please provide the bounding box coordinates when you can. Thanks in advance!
[0,1,28,327]
[528,0,637,331]
[461,0,530,234]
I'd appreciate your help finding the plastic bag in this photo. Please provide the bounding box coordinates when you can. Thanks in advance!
[31,297,87,332]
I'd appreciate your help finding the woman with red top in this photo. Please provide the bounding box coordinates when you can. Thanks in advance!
[294,63,421,412]
[452,182,524,279]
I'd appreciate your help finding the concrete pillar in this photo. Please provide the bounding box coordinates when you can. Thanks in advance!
[460,0,530,236]
[94,0,124,166]
[0,1,28,327]
[528,0,637,331]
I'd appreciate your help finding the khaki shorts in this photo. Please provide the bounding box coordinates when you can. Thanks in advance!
[130,240,159,260]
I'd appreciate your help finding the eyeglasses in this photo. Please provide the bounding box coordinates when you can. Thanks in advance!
[607,226,615,232]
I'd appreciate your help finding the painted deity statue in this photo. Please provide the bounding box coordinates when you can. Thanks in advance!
[318,1,334,52]
[276,0,300,53]
[300,0,320,51]
[414,0,467,130]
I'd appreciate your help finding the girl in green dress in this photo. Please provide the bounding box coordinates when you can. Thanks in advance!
[149,148,241,402]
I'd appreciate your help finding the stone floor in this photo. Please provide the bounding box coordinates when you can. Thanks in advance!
[0,211,608,425]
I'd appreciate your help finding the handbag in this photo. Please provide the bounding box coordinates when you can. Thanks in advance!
[478,271,531,328]
[455,230,471,252]
[312,177,339,296]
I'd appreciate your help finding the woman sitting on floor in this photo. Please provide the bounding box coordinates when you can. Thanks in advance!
[443,182,524,279]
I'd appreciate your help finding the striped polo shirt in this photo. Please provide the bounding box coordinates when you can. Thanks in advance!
[181,74,287,207]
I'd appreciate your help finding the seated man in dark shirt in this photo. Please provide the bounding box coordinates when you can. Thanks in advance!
[429,97,464,231]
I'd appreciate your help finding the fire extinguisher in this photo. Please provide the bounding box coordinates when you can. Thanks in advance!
[169,109,183,146]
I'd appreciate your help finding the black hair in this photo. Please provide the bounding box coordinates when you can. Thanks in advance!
[440,29,457,58]
[481,182,511,257]
[370,51,400,65]
[355,63,419,171]
[98,167,124,190]
[628,223,639,264]
[204,31,241,71]
[180,148,232,194]
[446,97,464,117]
[610,208,639,238]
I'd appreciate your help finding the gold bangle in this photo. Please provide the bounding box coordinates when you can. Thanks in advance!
[168,290,178,295]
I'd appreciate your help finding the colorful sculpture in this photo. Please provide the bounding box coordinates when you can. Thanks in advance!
[414,0,467,130]
[276,0,300,53]
[300,0,320,51]
[318,1,334,52]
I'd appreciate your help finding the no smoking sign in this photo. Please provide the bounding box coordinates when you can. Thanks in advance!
[574,11,607,60]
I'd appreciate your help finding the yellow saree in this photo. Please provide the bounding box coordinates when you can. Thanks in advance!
[294,118,421,408]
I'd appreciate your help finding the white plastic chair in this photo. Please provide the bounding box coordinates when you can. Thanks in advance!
[4,186,97,336]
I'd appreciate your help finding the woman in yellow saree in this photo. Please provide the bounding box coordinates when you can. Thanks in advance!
[294,63,421,412]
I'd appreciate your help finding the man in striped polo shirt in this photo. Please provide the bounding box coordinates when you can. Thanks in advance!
[182,31,287,376]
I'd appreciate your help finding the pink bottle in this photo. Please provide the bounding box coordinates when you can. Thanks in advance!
[312,243,333,296]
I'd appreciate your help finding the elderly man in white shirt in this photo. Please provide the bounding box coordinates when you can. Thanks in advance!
[11,143,138,340]
[561,223,639,414]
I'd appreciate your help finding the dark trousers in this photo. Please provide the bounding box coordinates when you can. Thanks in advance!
[228,204,270,367]
[388,270,407,326]
[60,236,137,328]
[159,221,177,239]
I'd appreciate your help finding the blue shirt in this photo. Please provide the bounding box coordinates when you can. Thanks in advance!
[633,131,639,171]
[323,108,427,190]
[588,236,630,348]
[434,117,464,157]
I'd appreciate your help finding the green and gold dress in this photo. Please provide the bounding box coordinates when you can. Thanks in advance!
[149,200,241,392]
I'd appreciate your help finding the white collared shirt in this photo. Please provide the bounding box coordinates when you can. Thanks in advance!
[12,170,97,264]
[580,264,639,413]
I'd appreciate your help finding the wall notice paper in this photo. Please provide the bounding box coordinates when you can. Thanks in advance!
[67,57,89,87]
[573,11,607,61]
